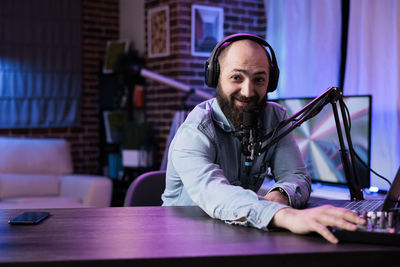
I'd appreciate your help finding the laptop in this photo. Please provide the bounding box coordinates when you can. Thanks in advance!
[308,167,400,212]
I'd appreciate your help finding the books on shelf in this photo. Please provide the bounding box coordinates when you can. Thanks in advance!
[103,110,126,143]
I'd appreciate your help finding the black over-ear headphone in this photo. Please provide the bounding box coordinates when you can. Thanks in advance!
[204,33,280,92]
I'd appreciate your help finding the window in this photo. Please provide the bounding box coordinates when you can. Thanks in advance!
[0,0,81,128]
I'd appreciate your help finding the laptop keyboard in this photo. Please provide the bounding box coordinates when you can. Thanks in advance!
[343,200,382,212]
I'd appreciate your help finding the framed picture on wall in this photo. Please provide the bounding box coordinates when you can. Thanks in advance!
[191,5,224,57]
[103,40,130,74]
[147,5,170,58]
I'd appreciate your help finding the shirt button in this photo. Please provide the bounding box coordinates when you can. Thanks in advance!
[257,219,261,224]
[233,212,238,217]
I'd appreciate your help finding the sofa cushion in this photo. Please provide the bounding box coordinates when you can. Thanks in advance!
[0,137,73,174]
[60,175,112,207]
[0,196,85,209]
[0,174,60,199]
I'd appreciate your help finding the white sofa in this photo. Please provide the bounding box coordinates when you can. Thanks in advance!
[0,137,112,209]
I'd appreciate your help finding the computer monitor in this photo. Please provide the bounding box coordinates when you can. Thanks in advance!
[273,95,372,188]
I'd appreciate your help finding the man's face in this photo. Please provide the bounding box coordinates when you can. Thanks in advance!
[215,40,270,129]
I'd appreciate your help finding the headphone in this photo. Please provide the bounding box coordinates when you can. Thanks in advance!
[204,33,280,92]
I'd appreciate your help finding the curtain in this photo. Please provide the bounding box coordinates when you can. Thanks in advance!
[343,0,400,190]
[265,0,400,189]
[265,0,342,99]
[0,0,81,128]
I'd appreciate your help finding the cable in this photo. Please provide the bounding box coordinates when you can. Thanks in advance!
[342,100,392,187]
[352,149,392,187]
[296,95,330,122]
[342,100,352,130]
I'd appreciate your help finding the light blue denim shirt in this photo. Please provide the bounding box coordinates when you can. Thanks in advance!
[162,98,311,230]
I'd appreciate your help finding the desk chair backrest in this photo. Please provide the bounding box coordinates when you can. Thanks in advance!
[123,170,166,206]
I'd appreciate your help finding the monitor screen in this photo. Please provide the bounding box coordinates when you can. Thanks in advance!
[272,95,371,188]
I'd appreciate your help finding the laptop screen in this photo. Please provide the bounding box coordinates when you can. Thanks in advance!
[272,95,372,188]
[382,167,400,211]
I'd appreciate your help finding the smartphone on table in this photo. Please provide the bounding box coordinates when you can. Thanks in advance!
[8,212,51,225]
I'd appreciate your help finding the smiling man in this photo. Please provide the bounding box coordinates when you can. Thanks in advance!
[162,33,365,244]
[215,39,270,130]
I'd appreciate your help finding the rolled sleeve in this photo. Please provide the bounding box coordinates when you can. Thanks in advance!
[224,199,289,230]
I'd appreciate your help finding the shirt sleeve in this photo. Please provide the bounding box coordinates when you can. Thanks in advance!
[267,110,312,208]
[169,122,289,230]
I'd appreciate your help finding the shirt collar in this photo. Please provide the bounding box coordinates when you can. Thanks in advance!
[210,98,235,132]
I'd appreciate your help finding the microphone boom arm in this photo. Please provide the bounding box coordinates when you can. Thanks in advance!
[256,87,364,200]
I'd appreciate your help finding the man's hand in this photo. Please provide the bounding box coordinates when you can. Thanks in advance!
[264,189,289,205]
[270,205,366,244]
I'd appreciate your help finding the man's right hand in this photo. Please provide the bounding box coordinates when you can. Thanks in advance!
[270,205,366,244]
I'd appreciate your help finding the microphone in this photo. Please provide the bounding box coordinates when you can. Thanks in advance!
[240,106,260,177]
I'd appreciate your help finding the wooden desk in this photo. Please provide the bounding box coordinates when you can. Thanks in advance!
[0,206,399,267]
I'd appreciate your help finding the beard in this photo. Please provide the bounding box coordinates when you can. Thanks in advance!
[215,86,267,130]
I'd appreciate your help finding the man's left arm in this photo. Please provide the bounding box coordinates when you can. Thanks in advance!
[266,124,312,208]
[265,187,290,205]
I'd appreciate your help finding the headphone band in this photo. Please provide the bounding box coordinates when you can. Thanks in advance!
[209,33,276,65]
[205,33,279,92]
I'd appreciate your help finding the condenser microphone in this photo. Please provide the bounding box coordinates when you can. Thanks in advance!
[241,106,259,177]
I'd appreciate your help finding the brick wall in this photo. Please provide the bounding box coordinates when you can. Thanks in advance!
[144,0,266,167]
[0,0,265,173]
[0,0,119,174]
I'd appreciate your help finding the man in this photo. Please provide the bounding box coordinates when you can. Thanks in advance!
[162,33,365,244]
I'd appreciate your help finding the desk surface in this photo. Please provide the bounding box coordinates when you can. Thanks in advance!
[1,206,399,267]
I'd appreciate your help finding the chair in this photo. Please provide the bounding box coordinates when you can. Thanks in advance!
[123,170,166,206]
